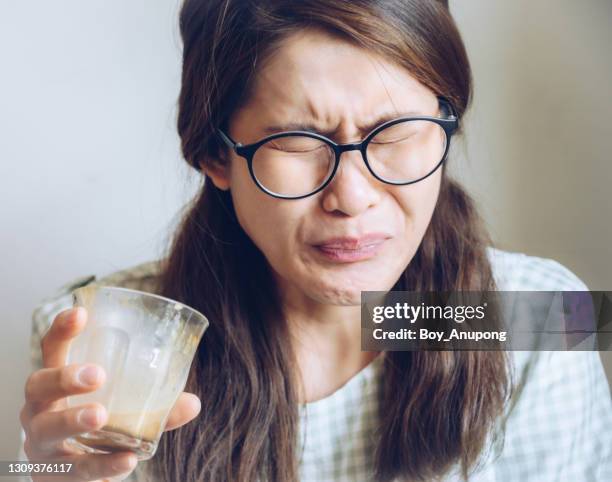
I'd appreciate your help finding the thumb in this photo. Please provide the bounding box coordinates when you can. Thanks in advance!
[163,392,201,431]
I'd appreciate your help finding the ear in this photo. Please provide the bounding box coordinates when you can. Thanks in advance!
[199,159,231,191]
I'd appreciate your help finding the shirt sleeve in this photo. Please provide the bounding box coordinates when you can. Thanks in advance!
[472,253,612,481]
[531,350,611,480]
[469,350,612,482]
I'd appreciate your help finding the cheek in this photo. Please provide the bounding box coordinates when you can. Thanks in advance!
[229,168,308,266]
[394,168,442,239]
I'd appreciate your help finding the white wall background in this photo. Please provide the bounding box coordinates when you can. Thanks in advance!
[1,0,610,464]
[0,0,198,463]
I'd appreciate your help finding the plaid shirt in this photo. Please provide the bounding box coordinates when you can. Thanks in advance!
[19,248,612,481]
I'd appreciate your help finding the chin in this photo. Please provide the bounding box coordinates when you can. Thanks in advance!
[315,290,363,306]
[306,279,372,306]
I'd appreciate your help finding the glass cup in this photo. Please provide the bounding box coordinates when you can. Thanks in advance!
[64,284,208,460]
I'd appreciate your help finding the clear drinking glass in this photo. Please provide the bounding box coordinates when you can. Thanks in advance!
[64,284,208,460]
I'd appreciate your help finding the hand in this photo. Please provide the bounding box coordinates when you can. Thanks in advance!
[19,307,201,481]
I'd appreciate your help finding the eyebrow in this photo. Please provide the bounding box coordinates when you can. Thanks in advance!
[262,110,424,138]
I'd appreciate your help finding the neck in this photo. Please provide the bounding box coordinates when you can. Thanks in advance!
[283,296,380,403]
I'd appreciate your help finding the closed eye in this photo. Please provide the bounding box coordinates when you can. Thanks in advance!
[370,133,418,145]
[265,139,328,154]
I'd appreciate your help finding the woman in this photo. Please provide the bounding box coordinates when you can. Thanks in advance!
[19,0,611,481]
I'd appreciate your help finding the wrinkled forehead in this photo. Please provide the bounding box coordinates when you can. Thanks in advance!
[237,28,436,129]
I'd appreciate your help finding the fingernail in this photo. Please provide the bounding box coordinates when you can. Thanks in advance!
[77,406,102,427]
[76,365,101,386]
[111,454,136,473]
[72,306,85,319]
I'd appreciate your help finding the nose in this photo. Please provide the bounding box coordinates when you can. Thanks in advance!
[320,148,382,216]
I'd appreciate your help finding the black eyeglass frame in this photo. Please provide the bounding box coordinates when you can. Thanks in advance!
[216,96,459,200]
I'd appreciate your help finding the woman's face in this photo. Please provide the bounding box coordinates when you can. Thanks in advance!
[203,28,443,311]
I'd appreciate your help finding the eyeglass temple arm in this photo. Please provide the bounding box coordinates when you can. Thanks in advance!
[216,128,241,150]
[437,96,459,133]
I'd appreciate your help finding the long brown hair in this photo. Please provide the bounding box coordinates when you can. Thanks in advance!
[150,1,513,481]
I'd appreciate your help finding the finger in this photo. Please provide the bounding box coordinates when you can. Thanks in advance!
[31,451,137,482]
[28,403,108,453]
[25,364,106,406]
[41,307,87,368]
[163,392,201,431]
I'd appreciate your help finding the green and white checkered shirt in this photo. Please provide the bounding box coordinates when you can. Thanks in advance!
[19,247,612,481]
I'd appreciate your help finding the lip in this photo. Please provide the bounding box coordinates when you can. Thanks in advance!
[311,233,391,263]
[313,233,392,249]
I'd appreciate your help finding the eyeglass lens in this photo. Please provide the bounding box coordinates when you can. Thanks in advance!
[251,119,447,197]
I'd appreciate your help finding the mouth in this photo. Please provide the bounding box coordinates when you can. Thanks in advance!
[313,234,389,263]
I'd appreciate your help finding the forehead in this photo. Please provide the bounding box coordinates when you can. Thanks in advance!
[233,28,435,134]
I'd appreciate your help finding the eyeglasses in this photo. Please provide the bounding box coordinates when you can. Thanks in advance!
[216,96,459,200]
